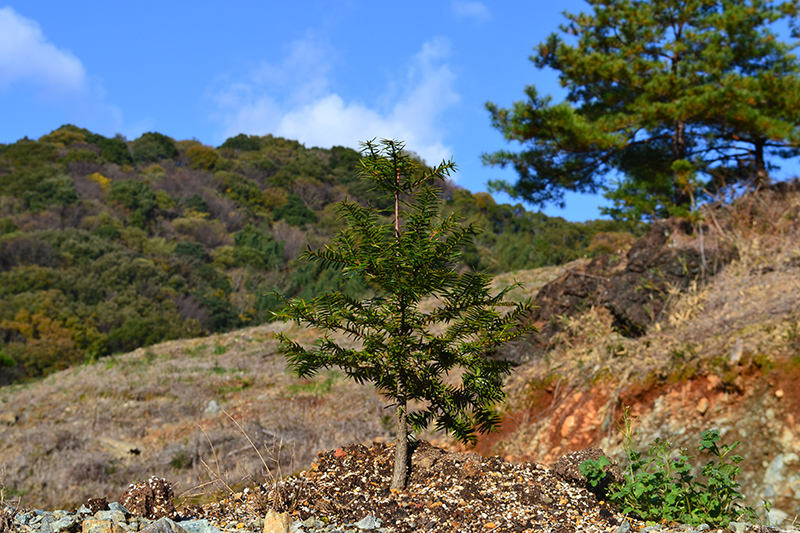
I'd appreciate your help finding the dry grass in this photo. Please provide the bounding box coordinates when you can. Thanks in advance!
[0,323,389,510]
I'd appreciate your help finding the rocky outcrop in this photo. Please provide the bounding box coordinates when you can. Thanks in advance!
[503,219,735,364]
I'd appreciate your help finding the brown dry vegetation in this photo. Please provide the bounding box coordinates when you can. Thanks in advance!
[0,323,391,510]
[1,186,799,518]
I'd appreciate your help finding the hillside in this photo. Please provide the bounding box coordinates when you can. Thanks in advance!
[483,184,800,524]
[0,125,638,385]
[1,184,799,526]
[0,260,579,511]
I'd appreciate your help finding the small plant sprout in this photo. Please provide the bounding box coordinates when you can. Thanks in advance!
[276,139,535,490]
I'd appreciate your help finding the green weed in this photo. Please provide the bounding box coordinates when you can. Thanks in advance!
[286,371,341,397]
[581,407,765,527]
[213,343,229,355]
[184,344,209,357]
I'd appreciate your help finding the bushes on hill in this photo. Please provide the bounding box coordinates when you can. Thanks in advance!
[131,132,179,163]
[109,180,158,227]
[0,124,643,385]
[219,133,262,152]
[274,194,317,227]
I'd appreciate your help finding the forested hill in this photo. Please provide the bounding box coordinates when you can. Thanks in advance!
[0,125,640,384]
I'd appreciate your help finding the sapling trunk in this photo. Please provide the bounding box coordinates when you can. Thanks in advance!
[391,396,408,490]
[389,164,409,490]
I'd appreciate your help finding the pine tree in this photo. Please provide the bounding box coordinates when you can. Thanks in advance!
[484,0,800,221]
[275,139,535,489]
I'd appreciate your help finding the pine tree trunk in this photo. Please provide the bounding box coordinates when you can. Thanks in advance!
[391,398,408,490]
[754,138,769,187]
[671,119,691,207]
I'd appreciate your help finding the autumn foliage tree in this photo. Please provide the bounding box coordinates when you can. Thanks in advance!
[485,0,800,221]
[276,140,535,489]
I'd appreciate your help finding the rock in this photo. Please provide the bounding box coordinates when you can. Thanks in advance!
[696,397,709,415]
[729,338,744,365]
[616,521,631,533]
[40,513,56,532]
[560,415,577,437]
[262,510,291,533]
[107,503,130,517]
[140,517,187,533]
[767,508,790,526]
[81,519,125,533]
[119,477,176,520]
[203,400,221,418]
[509,219,733,358]
[728,522,747,533]
[353,515,381,530]
[763,453,800,499]
[94,511,126,525]
[293,518,324,532]
[178,519,222,533]
[51,515,80,533]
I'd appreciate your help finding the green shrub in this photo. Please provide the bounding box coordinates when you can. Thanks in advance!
[39,124,90,146]
[273,194,317,227]
[95,224,121,240]
[186,144,220,170]
[109,179,157,226]
[183,194,208,213]
[581,409,762,527]
[61,149,100,163]
[107,315,179,354]
[32,174,79,209]
[1,139,57,167]
[232,225,283,270]
[199,291,242,332]
[174,241,207,262]
[214,171,269,214]
[131,132,178,163]
[0,344,15,368]
[219,133,261,152]
[0,218,18,235]
[86,134,133,165]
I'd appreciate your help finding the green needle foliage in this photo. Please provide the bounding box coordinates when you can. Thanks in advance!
[485,0,800,222]
[275,139,536,490]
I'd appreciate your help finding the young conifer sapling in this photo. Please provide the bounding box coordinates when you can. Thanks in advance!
[276,139,536,489]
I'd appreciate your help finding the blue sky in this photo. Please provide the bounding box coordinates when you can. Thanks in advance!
[3,2,796,222]
[0,1,612,220]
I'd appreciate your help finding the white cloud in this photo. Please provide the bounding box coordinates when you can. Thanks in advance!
[211,36,460,165]
[0,7,127,138]
[0,6,86,96]
[450,1,492,23]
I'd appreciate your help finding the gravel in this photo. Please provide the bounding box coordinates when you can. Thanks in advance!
[3,441,799,533]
